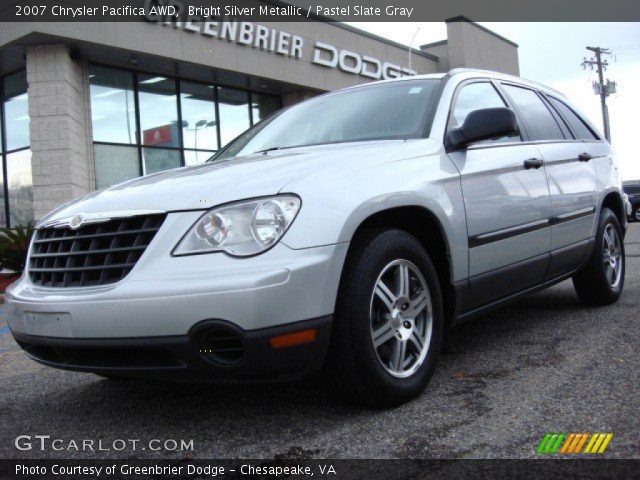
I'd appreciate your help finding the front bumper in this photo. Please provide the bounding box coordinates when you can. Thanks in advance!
[11,316,332,382]
[5,211,349,380]
[6,212,348,338]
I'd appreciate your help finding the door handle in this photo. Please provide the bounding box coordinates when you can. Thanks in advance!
[578,152,592,162]
[523,158,544,169]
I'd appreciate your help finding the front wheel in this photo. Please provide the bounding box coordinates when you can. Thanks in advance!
[573,208,625,305]
[328,229,443,407]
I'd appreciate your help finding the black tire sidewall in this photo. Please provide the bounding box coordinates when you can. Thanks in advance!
[594,209,625,296]
[339,230,443,403]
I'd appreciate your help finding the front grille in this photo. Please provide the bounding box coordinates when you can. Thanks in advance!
[29,214,165,287]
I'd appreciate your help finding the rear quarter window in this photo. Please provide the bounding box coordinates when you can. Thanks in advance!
[547,96,599,140]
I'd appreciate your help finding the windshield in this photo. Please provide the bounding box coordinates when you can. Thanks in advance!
[213,78,440,160]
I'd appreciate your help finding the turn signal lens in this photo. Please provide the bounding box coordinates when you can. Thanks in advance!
[269,329,317,349]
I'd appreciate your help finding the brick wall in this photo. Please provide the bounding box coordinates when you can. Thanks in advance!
[26,44,94,221]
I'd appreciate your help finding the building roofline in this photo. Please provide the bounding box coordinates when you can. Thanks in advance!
[445,16,519,48]
[420,39,448,49]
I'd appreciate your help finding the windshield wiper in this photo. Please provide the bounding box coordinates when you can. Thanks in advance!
[254,146,280,155]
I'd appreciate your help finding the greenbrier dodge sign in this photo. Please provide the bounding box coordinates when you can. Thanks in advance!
[146,17,418,80]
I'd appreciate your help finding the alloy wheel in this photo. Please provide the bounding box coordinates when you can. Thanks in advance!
[602,224,623,288]
[369,259,433,378]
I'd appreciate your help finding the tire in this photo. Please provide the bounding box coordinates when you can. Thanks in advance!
[573,208,625,305]
[634,208,640,223]
[328,229,444,408]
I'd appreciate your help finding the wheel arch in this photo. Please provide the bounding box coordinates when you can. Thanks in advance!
[601,190,626,231]
[340,205,458,329]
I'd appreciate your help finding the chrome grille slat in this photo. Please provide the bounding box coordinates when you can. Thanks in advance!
[30,245,147,258]
[29,214,165,287]
[31,227,160,244]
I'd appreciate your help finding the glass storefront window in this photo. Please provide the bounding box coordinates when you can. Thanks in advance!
[5,149,33,227]
[218,87,250,146]
[142,147,181,175]
[94,144,140,189]
[181,81,218,151]
[0,168,6,227]
[252,93,281,125]
[3,70,29,151]
[138,75,180,148]
[89,65,136,144]
[88,65,280,188]
[184,149,216,167]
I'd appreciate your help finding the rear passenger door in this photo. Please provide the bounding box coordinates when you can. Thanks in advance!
[500,83,598,279]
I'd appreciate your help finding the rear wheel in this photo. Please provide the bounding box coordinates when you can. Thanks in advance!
[573,208,625,305]
[634,208,640,222]
[329,229,443,407]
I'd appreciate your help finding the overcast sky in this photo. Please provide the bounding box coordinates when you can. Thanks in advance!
[348,22,640,180]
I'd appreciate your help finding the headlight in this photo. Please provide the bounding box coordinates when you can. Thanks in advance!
[173,195,301,257]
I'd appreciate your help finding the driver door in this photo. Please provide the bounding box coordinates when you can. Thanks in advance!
[446,80,552,310]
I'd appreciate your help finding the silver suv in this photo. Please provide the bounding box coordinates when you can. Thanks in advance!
[7,69,626,407]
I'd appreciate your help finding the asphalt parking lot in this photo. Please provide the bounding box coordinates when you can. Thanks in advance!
[1,224,639,460]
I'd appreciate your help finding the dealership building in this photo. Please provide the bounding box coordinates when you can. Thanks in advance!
[0,13,518,226]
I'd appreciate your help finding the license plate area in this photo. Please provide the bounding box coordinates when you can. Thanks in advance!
[23,312,72,336]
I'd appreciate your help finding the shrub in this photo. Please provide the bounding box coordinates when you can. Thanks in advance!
[0,224,35,274]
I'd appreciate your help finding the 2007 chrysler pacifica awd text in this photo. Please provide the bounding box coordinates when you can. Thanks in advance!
[7,69,626,407]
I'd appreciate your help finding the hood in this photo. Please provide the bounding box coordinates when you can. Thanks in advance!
[41,139,441,223]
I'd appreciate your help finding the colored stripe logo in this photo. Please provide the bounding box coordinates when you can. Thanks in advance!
[537,433,613,454]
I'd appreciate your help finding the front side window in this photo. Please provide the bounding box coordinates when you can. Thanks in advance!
[501,84,565,141]
[448,81,519,144]
[547,96,598,140]
[216,79,440,160]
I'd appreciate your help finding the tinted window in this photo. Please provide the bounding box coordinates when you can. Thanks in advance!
[138,75,180,148]
[180,81,218,151]
[547,96,598,140]
[501,85,564,141]
[251,93,281,124]
[218,87,251,147]
[89,66,137,144]
[448,82,519,144]
[94,144,140,189]
[5,149,33,226]
[3,70,30,151]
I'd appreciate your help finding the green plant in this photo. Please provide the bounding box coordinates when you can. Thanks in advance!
[0,224,35,274]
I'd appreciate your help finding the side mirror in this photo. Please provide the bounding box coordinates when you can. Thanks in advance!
[446,107,518,150]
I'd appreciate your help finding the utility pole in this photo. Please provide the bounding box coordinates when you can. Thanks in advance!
[581,47,616,142]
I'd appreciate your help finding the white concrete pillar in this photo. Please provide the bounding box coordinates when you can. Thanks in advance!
[26,44,94,221]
